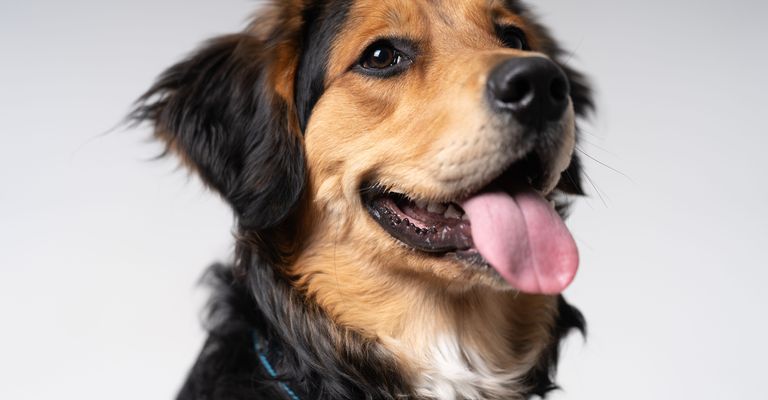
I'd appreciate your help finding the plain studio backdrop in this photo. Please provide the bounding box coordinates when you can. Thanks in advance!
[1,0,766,398]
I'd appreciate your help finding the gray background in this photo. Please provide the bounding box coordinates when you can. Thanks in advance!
[1,0,766,398]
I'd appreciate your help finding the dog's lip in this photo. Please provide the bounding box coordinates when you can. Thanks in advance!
[361,152,563,259]
[363,190,475,254]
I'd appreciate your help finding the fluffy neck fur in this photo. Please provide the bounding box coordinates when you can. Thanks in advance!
[293,248,562,399]
[177,246,583,400]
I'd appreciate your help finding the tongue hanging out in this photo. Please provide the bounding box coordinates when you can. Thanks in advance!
[461,189,578,295]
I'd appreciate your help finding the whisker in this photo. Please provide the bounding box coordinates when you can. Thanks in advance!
[576,137,615,156]
[577,126,604,140]
[556,37,585,68]
[575,146,633,182]
[583,171,608,207]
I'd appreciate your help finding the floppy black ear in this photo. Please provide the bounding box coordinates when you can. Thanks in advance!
[555,62,592,196]
[132,34,305,231]
[539,36,594,197]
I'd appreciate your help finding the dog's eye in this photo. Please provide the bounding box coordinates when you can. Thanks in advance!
[357,40,412,77]
[497,25,530,51]
[363,45,400,69]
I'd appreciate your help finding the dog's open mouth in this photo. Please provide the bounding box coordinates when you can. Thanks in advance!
[365,192,475,254]
[363,154,579,294]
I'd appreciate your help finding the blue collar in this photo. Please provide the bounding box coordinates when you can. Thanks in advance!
[252,331,302,400]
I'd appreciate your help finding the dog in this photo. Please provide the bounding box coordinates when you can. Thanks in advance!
[132,0,593,399]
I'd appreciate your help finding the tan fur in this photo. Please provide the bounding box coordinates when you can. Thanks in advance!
[278,0,574,396]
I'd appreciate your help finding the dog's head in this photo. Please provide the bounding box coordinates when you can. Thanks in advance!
[135,0,591,344]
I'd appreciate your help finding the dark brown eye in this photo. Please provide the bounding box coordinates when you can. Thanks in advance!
[497,25,530,51]
[356,39,414,77]
[361,42,402,70]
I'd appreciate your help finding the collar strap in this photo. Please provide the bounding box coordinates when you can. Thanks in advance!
[252,331,302,400]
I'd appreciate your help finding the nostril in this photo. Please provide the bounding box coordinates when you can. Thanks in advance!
[499,77,532,104]
[549,76,568,102]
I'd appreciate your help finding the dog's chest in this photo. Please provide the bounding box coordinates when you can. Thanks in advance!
[411,334,529,400]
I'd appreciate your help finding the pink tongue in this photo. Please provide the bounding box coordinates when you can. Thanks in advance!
[461,190,578,294]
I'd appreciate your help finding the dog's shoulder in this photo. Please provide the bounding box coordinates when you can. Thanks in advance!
[176,265,279,400]
[177,263,417,400]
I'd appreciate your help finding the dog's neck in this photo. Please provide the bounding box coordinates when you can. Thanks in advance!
[382,287,558,400]
[293,247,559,399]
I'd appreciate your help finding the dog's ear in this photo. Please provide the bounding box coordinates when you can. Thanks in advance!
[557,63,592,196]
[555,62,592,196]
[132,34,305,231]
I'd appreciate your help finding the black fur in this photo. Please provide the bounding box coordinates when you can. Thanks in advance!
[295,0,354,131]
[525,297,586,397]
[131,34,306,232]
[131,1,592,398]
[176,262,413,400]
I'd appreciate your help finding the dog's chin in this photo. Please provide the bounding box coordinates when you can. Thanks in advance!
[361,150,567,291]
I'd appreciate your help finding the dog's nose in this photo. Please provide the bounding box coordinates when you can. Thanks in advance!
[488,57,570,126]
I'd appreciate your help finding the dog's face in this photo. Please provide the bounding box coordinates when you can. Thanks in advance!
[136,0,590,336]
[298,0,588,295]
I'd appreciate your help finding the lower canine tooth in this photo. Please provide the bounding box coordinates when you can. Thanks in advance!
[444,204,462,219]
[415,200,427,209]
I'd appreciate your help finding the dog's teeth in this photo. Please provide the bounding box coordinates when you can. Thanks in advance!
[549,200,556,210]
[444,204,462,219]
[427,202,447,214]
[462,214,470,221]
[415,200,428,209]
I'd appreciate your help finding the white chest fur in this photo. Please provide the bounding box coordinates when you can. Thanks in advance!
[412,334,531,400]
